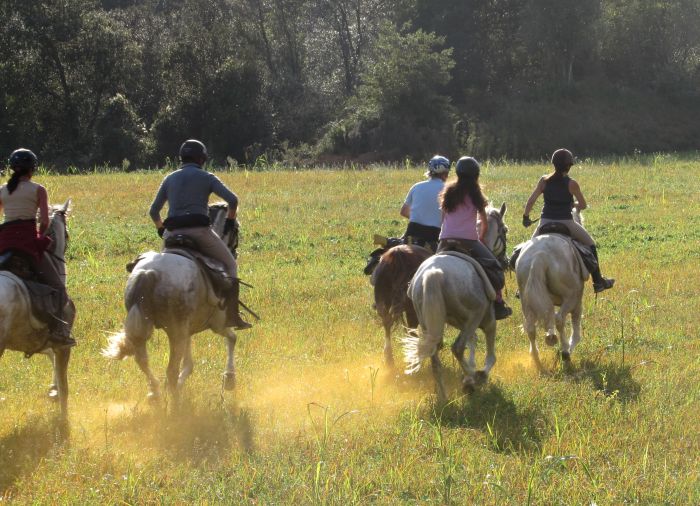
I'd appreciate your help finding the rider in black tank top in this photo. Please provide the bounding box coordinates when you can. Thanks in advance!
[542,175,574,220]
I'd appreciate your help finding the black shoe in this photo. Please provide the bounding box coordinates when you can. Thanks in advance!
[48,334,76,347]
[593,277,615,293]
[494,302,512,320]
[228,313,253,330]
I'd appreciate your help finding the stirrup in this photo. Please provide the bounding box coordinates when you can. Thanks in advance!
[494,302,512,320]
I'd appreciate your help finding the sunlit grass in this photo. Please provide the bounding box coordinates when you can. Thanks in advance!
[1,158,699,502]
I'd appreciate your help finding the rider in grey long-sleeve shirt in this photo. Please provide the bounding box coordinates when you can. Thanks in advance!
[149,139,252,330]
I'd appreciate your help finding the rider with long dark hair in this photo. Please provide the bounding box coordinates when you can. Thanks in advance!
[0,149,75,346]
[522,148,614,292]
[437,157,512,320]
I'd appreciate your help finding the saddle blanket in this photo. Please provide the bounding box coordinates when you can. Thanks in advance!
[436,251,497,301]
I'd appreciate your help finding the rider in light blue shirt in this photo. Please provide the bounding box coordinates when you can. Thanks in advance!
[400,155,450,251]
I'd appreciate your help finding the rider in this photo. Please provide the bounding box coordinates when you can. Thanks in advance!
[400,155,450,251]
[149,139,252,330]
[0,149,75,346]
[437,156,512,320]
[522,148,614,293]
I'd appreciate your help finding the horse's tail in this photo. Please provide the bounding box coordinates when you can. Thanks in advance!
[103,269,157,360]
[403,267,445,373]
[522,252,555,328]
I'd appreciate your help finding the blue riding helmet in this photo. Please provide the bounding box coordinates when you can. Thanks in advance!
[428,155,450,174]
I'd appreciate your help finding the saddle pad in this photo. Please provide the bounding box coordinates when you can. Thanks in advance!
[436,251,497,301]
[0,272,47,330]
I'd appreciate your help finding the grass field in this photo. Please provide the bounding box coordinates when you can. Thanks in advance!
[1,156,699,503]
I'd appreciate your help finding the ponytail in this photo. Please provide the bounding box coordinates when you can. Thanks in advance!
[7,167,30,194]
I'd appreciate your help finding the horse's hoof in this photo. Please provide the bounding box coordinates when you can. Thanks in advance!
[474,370,488,385]
[48,388,59,401]
[223,372,236,391]
[545,334,558,346]
[561,351,571,362]
[146,391,161,403]
[462,377,476,394]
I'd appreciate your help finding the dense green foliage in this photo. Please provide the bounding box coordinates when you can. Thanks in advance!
[2,0,700,165]
[0,158,699,502]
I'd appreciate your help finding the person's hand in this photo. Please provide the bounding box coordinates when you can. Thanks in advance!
[157,226,165,237]
[223,218,238,236]
[522,215,533,228]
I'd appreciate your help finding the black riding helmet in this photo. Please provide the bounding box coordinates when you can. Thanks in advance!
[455,156,480,178]
[9,148,38,170]
[551,148,574,171]
[179,139,208,163]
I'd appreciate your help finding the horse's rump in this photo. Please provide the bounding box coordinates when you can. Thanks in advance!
[373,245,431,326]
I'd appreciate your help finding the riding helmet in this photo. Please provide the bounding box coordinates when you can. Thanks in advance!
[455,156,480,178]
[179,139,208,163]
[551,148,574,170]
[8,148,38,170]
[427,155,450,174]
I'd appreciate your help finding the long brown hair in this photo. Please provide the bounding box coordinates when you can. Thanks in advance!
[440,173,488,213]
[7,167,31,194]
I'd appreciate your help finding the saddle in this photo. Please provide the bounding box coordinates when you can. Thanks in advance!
[126,234,233,299]
[435,251,497,301]
[0,251,63,326]
[509,227,596,280]
[437,241,505,293]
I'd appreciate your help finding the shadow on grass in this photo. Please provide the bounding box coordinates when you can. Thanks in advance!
[568,358,641,403]
[106,399,255,464]
[429,382,545,455]
[0,414,69,495]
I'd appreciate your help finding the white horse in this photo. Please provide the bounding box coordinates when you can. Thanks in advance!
[404,204,508,401]
[515,210,587,371]
[0,200,73,419]
[103,205,243,403]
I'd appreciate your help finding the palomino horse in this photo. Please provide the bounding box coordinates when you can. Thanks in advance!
[515,209,587,372]
[404,204,508,401]
[372,244,432,366]
[104,204,243,403]
[0,200,73,419]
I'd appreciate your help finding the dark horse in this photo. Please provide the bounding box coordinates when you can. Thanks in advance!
[371,244,432,366]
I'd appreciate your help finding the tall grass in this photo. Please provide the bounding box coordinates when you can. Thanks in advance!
[0,157,699,503]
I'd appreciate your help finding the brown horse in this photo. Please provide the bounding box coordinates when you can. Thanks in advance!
[371,244,432,366]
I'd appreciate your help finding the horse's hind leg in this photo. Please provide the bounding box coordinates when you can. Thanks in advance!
[42,349,59,400]
[382,318,394,367]
[565,301,584,361]
[177,338,194,389]
[134,343,161,402]
[481,318,497,379]
[525,317,545,373]
[53,346,70,420]
[166,332,188,404]
[430,353,448,404]
[222,329,237,391]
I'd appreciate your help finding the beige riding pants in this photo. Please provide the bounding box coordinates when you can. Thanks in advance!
[533,218,595,246]
[164,226,238,277]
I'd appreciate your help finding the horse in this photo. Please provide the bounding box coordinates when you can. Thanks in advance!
[371,244,432,366]
[403,203,508,401]
[103,204,245,404]
[515,209,587,372]
[0,200,73,419]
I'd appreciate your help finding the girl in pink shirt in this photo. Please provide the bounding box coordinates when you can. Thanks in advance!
[437,157,511,320]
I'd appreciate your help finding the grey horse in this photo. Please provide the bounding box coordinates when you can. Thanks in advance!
[0,200,73,419]
[103,205,243,403]
[404,204,508,401]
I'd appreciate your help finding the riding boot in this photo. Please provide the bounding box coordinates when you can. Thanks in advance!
[226,278,252,330]
[47,294,76,347]
[589,245,615,293]
[494,290,512,320]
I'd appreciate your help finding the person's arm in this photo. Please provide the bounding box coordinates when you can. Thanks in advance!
[477,208,488,241]
[523,177,545,217]
[568,179,587,211]
[210,175,239,219]
[37,185,50,235]
[149,178,168,234]
[400,203,410,219]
